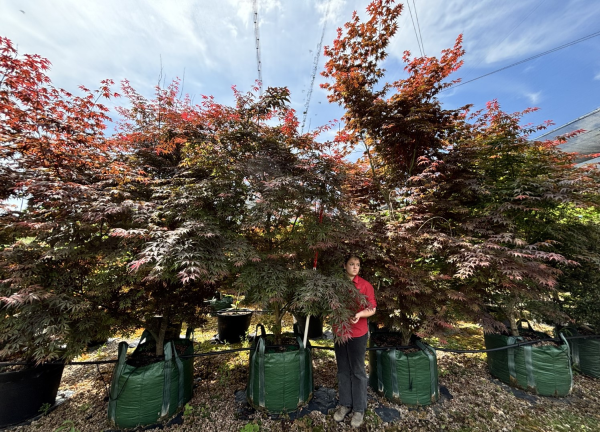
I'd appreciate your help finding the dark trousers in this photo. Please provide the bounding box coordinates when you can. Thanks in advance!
[334,333,368,413]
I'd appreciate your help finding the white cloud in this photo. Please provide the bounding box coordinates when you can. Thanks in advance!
[0,0,356,130]
[316,0,345,24]
[523,65,535,74]
[385,0,600,69]
[525,91,542,104]
[1,0,599,134]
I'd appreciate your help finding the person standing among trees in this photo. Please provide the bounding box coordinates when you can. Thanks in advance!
[333,255,377,427]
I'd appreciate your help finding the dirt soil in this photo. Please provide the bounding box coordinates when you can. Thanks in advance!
[371,333,420,354]
[576,326,596,336]
[0,353,39,373]
[125,341,191,368]
[518,329,561,348]
[218,310,252,316]
[0,363,28,373]
[263,334,299,353]
[8,319,600,432]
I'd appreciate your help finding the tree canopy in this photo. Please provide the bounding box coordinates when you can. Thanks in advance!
[2,0,600,361]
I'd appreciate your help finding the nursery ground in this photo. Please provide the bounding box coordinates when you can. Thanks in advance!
[9,315,600,432]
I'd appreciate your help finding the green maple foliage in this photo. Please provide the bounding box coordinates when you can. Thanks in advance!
[558,208,600,330]
[182,85,369,345]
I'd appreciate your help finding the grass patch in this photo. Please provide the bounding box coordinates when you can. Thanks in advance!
[423,322,485,351]
[515,410,600,432]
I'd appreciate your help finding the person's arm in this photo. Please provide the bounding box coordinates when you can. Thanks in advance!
[350,279,377,324]
[350,307,376,324]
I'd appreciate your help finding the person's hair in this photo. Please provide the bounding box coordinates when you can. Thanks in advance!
[343,254,361,266]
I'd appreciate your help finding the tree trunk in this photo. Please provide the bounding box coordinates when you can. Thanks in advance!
[505,299,519,337]
[273,304,283,346]
[399,326,412,347]
[147,316,182,356]
[156,316,168,357]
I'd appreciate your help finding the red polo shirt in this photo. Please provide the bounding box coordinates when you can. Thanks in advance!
[337,275,377,338]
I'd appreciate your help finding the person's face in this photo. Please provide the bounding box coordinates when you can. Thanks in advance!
[345,257,360,279]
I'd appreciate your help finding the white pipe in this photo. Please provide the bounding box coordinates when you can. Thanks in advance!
[303,315,311,348]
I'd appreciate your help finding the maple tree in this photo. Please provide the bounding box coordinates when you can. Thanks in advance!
[181,85,369,345]
[105,81,369,351]
[322,0,600,343]
[394,101,600,336]
[321,0,470,344]
[0,37,123,363]
[322,1,465,188]
[0,29,368,359]
[89,79,251,356]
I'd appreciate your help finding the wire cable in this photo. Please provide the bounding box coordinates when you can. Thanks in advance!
[405,0,424,57]
[96,363,111,400]
[411,0,426,56]
[4,334,599,366]
[470,0,542,70]
[444,29,600,91]
[301,0,332,133]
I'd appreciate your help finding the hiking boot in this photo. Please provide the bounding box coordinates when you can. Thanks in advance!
[351,411,364,428]
[333,405,351,422]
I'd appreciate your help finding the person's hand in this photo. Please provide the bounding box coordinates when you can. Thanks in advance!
[350,315,360,324]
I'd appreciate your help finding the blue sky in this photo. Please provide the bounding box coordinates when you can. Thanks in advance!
[2,0,600,143]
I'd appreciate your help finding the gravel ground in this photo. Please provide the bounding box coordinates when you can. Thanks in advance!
[8,318,600,432]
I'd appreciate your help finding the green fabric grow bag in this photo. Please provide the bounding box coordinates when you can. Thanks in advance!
[108,329,194,429]
[484,331,572,397]
[368,336,439,406]
[247,326,313,413]
[559,327,600,378]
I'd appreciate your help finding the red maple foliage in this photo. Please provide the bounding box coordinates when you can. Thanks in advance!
[107,78,369,350]
[321,0,470,343]
[0,37,125,362]
[321,0,600,343]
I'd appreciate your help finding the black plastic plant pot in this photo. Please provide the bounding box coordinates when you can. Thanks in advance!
[293,314,323,339]
[0,362,65,428]
[216,308,253,343]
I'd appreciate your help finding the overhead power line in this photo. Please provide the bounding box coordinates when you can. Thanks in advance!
[498,0,543,46]
[471,0,542,70]
[405,0,424,56]
[445,29,600,91]
[411,0,425,56]
[301,0,332,133]
[252,0,263,95]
